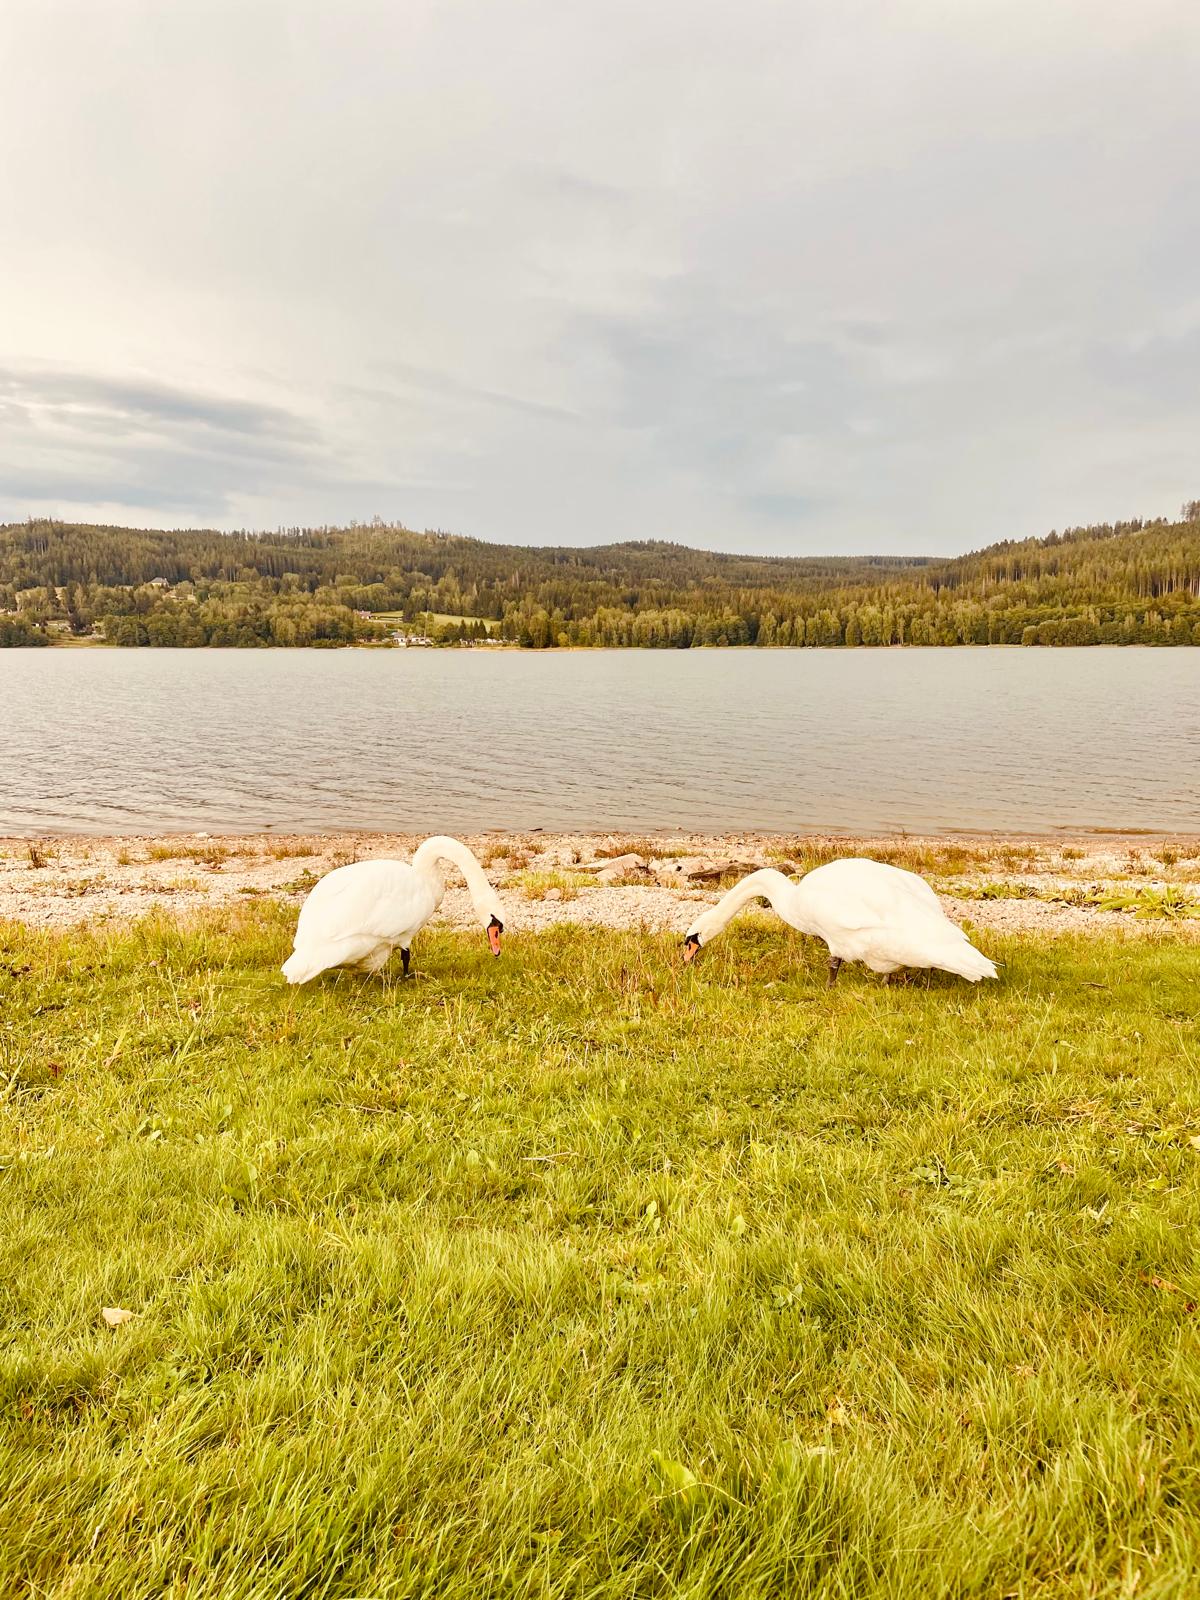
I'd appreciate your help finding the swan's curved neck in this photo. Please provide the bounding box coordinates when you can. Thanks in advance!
[412,836,496,918]
[702,868,799,939]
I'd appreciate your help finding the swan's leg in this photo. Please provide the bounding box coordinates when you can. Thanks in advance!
[401,947,411,978]
[826,956,843,987]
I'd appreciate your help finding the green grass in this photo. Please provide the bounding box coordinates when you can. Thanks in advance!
[373,611,498,634]
[3,909,1200,1598]
[767,839,1048,878]
[511,869,600,901]
[946,881,1200,919]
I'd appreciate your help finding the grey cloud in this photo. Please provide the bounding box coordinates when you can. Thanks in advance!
[0,471,232,516]
[0,368,315,442]
[1,0,1198,549]
[367,363,583,423]
[742,492,826,523]
[1086,327,1200,414]
[0,367,371,524]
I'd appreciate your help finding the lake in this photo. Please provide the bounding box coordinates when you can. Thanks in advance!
[1,648,1196,837]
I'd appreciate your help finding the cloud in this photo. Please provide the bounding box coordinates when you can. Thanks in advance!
[0,366,382,523]
[1,0,1198,549]
[0,368,314,442]
[362,363,582,424]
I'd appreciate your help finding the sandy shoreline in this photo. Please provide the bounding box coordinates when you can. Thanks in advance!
[3,829,1199,940]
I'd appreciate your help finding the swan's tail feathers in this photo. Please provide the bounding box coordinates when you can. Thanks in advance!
[937,943,998,983]
[282,947,328,985]
[282,934,385,984]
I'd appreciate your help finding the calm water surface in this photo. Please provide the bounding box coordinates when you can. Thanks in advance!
[1,649,1196,836]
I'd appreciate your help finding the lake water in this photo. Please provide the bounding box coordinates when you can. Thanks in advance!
[0,648,1196,837]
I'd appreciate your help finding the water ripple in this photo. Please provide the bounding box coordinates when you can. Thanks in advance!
[0,648,1196,835]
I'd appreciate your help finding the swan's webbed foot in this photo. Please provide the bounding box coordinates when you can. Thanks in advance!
[826,956,843,987]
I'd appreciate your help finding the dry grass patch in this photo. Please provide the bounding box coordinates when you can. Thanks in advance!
[593,838,691,860]
[58,876,109,898]
[513,870,600,901]
[145,841,250,867]
[769,838,1046,879]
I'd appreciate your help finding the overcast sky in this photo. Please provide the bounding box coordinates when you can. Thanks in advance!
[2,0,1198,555]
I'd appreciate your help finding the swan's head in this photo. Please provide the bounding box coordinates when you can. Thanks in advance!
[475,885,505,955]
[682,909,716,964]
[465,871,504,955]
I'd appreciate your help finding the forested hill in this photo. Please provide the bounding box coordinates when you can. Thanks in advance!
[2,508,1198,647]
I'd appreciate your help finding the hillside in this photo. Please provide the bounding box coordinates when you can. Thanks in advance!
[1,509,1198,647]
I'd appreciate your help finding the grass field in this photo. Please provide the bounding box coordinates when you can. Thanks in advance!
[3,909,1199,1598]
[371,611,499,634]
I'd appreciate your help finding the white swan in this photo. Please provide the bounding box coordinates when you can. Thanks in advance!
[683,859,997,984]
[282,835,505,984]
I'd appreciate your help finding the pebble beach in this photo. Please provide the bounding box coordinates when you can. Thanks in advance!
[4,830,1198,941]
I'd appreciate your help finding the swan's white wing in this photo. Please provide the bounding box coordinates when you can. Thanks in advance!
[802,859,994,979]
[855,905,997,979]
[801,858,944,926]
[293,860,437,947]
[877,862,943,912]
[851,896,962,958]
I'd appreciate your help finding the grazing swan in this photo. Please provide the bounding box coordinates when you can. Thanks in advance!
[682,859,997,985]
[282,835,504,984]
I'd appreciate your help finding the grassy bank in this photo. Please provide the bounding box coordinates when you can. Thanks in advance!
[3,908,1199,1597]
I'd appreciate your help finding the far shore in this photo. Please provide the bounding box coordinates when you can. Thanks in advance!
[3,828,1199,939]
[12,636,1200,651]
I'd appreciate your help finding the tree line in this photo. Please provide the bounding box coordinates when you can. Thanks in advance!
[1,505,1198,648]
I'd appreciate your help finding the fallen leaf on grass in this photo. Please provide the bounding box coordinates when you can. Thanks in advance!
[1139,1274,1196,1312]
[650,1452,705,1511]
[100,1307,136,1327]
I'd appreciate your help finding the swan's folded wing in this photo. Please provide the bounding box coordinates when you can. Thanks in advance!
[874,913,996,978]
[808,859,942,927]
[852,894,994,973]
[832,878,944,933]
[887,865,944,913]
[294,860,432,945]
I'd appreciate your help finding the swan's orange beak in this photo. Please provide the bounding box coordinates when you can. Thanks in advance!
[683,935,701,965]
[488,917,503,957]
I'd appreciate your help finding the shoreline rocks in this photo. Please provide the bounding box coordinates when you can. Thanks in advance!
[2,828,1198,938]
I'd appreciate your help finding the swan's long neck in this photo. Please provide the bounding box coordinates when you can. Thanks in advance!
[696,868,799,942]
[411,835,498,920]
